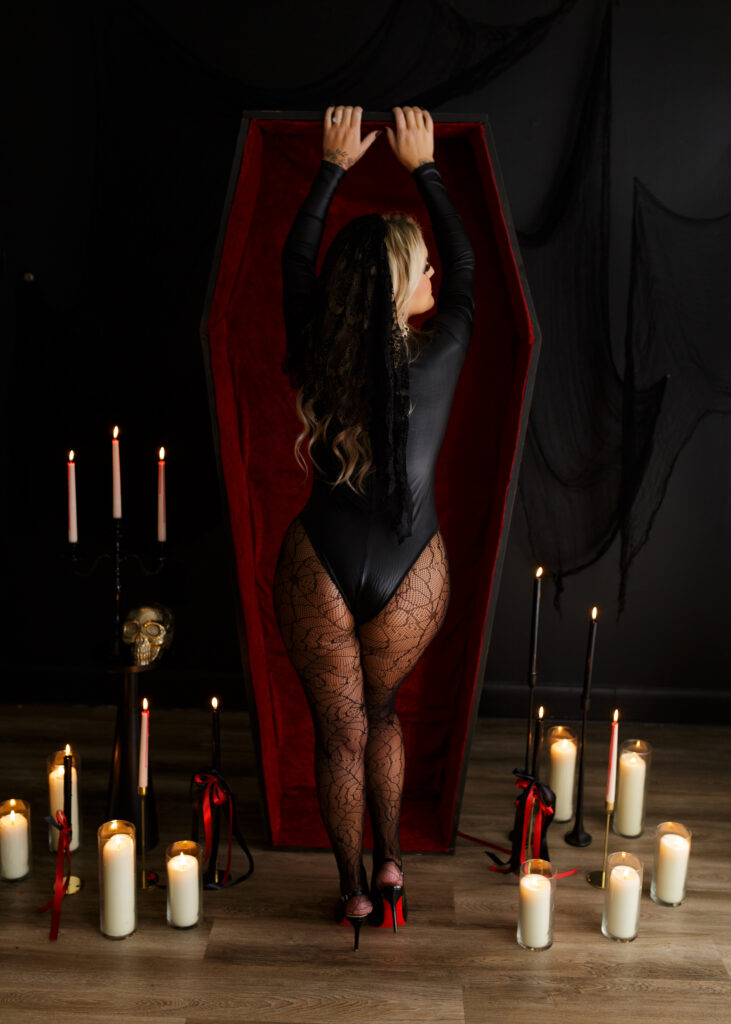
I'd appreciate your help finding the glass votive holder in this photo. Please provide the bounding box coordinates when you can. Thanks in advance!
[166,841,203,928]
[546,725,578,822]
[517,858,556,951]
[602,851,643,942]
[651,821,691,906]
[613,739,652,838]
[0,799,32,881]
[98,820,136,939]
[46,747,81,852]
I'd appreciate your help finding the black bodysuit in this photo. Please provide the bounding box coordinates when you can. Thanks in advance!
[282,160,475,624]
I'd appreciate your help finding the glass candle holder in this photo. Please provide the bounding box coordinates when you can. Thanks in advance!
[546,725,578,822]
[46,748,81,852]
[613,739,652,838]
[98,820,136,939]
[651,821,691,906]
[166,841,203,928]
[602,851,643,941]
[517,858,556,951]
[0,799,32,881]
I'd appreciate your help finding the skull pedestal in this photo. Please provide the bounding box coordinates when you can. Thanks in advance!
[105,606,173,850]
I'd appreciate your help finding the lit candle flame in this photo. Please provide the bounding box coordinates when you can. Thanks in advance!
[9,810,15,823]
[68,450,75,462]
[538,706,544,720]
[592,606,598,620]
[142,697,149,711]
[64,744,71,756]
[111,820,118,829]
[211,696,218,710]
[10,799,16,808]
[179,851,185,861]
[159,446,165,460]
[613,708,619,723]
[113,425,119,439]
[536,567,543,578]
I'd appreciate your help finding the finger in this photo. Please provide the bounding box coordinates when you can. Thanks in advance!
[324,106,334,127]
[360,129,379,153]
[403,106,417,129]
[332,104,344,125]
[423,109,433,130]
[343,105,354,126]
[385,125,397,150]
[353,105,363,128]
[392,106,405,132]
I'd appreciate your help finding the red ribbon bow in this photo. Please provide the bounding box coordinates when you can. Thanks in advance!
[194,772,234,886]
[515,777,555,862]
[37,811,72,941]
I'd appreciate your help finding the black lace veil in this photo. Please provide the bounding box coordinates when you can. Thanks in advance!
[283,214,414,542]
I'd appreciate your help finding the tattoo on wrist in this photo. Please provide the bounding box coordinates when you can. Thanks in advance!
[323,147,354,170]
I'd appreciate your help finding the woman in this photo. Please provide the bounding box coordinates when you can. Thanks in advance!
[274,105,474,949]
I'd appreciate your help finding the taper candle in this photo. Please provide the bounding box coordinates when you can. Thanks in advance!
[211,696,221,772]
[157,447,166,542]
[530,706,545,778]
[48,745,80,852]
[67,450,78,543]
[606,709,619,804]
[528,567,542,682]
[138,698,150,790]
[582,606,598,707]
[112,426,122,519]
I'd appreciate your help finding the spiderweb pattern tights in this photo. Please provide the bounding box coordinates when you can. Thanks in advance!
[273,519,450,898]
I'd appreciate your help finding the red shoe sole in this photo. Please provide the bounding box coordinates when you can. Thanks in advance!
[372,892,407,929]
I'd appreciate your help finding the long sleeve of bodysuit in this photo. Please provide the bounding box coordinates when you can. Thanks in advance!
[410,161,475,350]
[281,159,346,364]
[281,158,475,360]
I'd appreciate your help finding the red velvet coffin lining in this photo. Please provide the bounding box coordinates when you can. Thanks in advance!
[205,118,535,850]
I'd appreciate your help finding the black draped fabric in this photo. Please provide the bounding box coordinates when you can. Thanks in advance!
[620,181,731,607]
[104,0,576,112]
[517,4,730,611]
[515,6,642,601]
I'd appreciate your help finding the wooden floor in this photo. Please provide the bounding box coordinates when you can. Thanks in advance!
[0,705,729,1023]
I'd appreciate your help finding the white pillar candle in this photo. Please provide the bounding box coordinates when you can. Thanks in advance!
[614,751,647,836]
[67,451,78,543]
[101,833,136,937]
[0,809,30,879]
[518,874,552,949]
[549,736,577,821]
[605,864,641,939]
[112,426,122,519]
[157,447,166,542]
[167,851,200,927]
[654,833,690,904]
[48,761,80,852]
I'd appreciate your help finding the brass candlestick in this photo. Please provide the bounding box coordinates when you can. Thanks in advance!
[587,800,614,887]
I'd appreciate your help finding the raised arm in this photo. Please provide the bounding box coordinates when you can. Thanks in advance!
[411,162,475,348]
[281,159,345,348]
[386,106,475,349]
[282,106,380,356]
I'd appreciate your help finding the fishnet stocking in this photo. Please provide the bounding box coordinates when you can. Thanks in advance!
[273,519,449,897]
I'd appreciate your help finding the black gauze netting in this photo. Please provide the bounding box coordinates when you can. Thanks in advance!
[516,5,730,611]
[273,519,450,896]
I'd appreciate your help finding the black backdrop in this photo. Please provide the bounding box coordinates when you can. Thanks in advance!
[2,0,729,721]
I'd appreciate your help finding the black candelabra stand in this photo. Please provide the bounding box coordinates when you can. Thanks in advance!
[69,519,165,850]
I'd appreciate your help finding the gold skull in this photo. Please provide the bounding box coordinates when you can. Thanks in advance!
[122,605,174,666]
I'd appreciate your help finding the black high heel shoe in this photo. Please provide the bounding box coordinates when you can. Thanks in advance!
[370,859,407,932]
[334,889,372,951]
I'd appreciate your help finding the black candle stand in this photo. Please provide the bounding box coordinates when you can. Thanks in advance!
[69,521,165,849]
[106,663,158,851]
[564,704,592,848]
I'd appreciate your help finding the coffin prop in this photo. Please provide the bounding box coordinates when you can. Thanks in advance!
[201,112,540,851]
